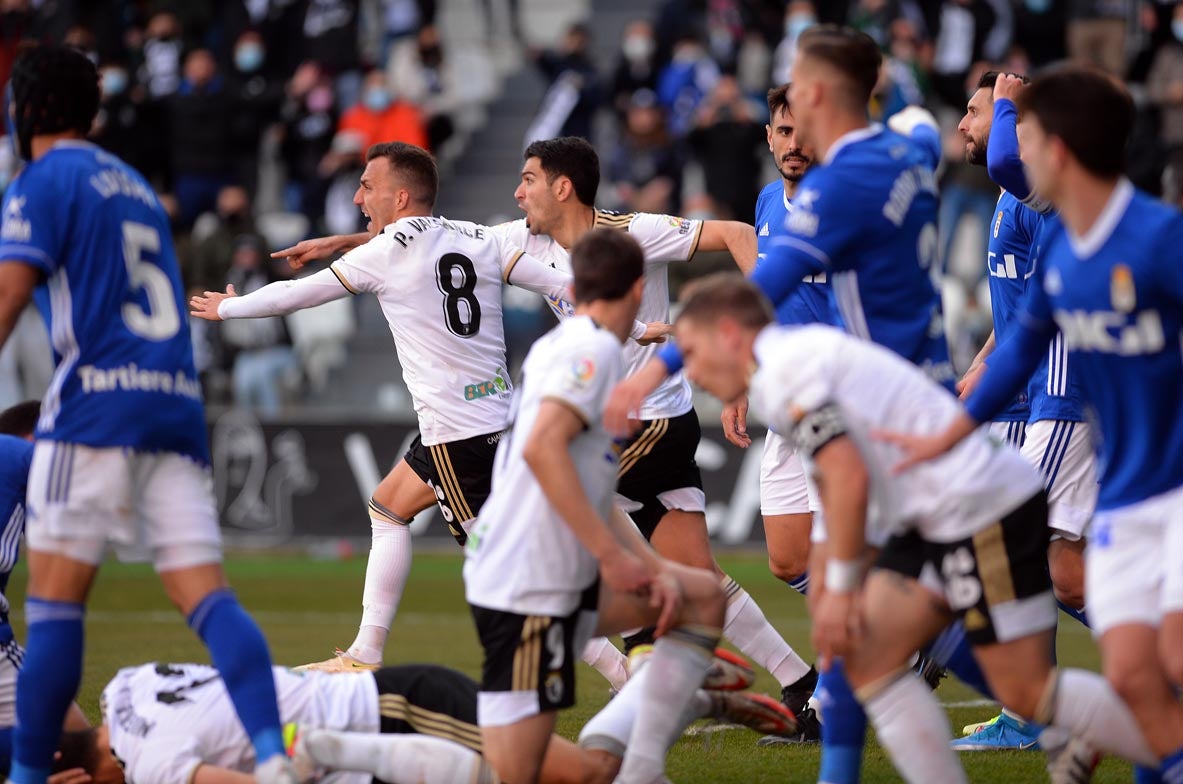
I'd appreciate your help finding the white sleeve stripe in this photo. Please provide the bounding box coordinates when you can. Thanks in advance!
[768,235,831,266]
[502,250,525,283]
[329,264,360,295]
[832,271,872,341]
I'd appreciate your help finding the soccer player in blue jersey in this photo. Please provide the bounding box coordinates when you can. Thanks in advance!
[886,65,1183,783]
[0,46,296,784]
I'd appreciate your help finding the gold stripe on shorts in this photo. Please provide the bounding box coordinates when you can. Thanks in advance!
[512,616,547,692]
[973,521,1017,606]
[617,417,669,477]
[378,693,483,752]
[428,443,476,523]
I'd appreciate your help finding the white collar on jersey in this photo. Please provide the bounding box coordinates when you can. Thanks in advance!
[823,123,884,165]
[50,139,97,151]
[1066,177,1133,260]
[783,186,793,212]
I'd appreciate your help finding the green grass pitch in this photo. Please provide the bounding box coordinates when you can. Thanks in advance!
[9,551,1133,783]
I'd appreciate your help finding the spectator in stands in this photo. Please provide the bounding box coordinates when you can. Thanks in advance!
[1013,0,1069,67]
[384,25,456,154]
[687,74,765,220]
[319,131,367,236]
[523,21,602,144]
[280,61,338,229]
[1148,4,1183,195]
[876,17,931,119]
[228,29,285,194]
[300,0,363,110]
[657,33,720,138]
[139,11,183,99]
[930,0,998,108]
[170,47,235,227]
[220,236,298,417]
[338,68,429,155]
[610,19,660,119]
[189,185,259,292]
[92,59,158,183]
[1067,0,1130,76]
[771,1,818,85]
[607,88,681,215]
[0,0,33,88]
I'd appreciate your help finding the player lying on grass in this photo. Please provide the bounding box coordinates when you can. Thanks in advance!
[50,660,795,784]
[671,274,1160,783]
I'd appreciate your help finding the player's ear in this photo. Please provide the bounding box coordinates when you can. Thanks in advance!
[553,174,573,202]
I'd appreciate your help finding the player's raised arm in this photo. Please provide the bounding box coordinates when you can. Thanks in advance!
[189,268,354,321]
[986,77,1053,213]
[270,232,369,269]
[0,262,38,350]
[698,220,759,274]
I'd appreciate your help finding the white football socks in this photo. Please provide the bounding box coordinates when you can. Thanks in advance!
[581,636,630,692]
[348,499,413,664]
[302,729,497,784]
[1040,668,1157,767]
[721,577,811,687]
[862,671,968,784]
[614,628,718,784]
[579,660,712,756]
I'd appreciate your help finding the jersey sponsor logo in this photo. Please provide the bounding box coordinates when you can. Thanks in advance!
[464,368,510,401]
[77,364,203,399]
[1055,309,1165,355]
[786,208,818,237]
[987,251,1018,280]
[1,196,30,242]
[1110,264,1136,313]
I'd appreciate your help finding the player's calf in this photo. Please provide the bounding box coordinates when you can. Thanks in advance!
[1158,612,1183,687]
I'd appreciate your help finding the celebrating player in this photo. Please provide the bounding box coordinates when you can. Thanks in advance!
[0,45,296,784]
[884,65,1183,782]
[674,273,1160,783]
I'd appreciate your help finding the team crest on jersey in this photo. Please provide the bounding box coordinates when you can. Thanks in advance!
[1044,267,1064,296]
[568,357,596,388]
[992,211,1003,239]
[1110,264,1136,313]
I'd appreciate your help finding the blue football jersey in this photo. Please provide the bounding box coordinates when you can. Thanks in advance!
[975,182,1183,510]
[752,124,954,390]
[1024,215,1085,423]
[985,191,1036,423]
[0,435,31,642]
[754,180,834,327]
[0,141,208,463]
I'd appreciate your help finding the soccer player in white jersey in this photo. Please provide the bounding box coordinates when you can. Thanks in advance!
[51,658,793,784]
[464,229,742,784]
[674,274,1161,783]
[190,142,604,672]
[0,45,296,784]
[494,135,819,716]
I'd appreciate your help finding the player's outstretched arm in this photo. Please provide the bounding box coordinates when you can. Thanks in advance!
[987,77,1052,213]
[603,358,670,438]
[189,269,353,321]
[270,232,369,270]
[0,262,38,351]
[698,220,758,274]
[524,400,649,596]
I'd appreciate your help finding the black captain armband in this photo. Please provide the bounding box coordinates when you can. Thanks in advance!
[790,403,848,458]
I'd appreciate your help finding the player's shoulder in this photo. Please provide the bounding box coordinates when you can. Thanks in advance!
[1127,188,1183,239]
[594,208,638,232]
[757,180,783,205]
[0,434,32,469]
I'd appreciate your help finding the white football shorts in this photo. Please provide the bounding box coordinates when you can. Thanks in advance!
[759,431,820,516]
[1021,419,1097,541]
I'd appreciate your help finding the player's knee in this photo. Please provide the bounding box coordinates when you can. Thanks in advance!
[680,569,726,627]
[1105,653,1166,708]
[580,748,620,784]
[1048,547,1086,610]
[767,550,809,585]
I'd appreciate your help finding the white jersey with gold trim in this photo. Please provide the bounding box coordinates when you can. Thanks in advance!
[102,663,379,784]
[331,216,569,446]
[750,325,1044,545]
[464,316,625,616]
[492,211,701,421]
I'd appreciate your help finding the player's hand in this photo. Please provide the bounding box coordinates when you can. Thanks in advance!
[956,361,987,401]
[271,236,345,269]
[48,768,92,784]
[604,361,668,437]
[648,570,684,638]
[635,321,672,346]
[188,284,237,321]
[600,546,652,598]
[993,73,1027,104]
[873,417,972,474]
[811,589,860,670]
[721,396,751,448]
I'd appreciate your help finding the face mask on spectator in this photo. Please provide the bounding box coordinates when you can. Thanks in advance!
[235,42,265,73]
[1173,20,1183,42]
[786,14,815,39]
[623,35,653,62]
[307,85,334,112]
[419,44,442,68]
[1024,0,1051,12]
[364,86,392,112]
[102,68,129,97]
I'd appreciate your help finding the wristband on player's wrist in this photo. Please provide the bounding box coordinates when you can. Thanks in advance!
[825,559,861,593]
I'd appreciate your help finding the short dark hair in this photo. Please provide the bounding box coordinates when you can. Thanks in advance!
[570,228,643,304]
[523,137,599,207]
[366,142,438,208]
[1016,66,1133,179]
[976,70,1030,92]
[0,400,39,438]
[53,730,103,776]
[677,273,774,331]
[766,83,790,120]
[796,25,881,108]
[9,43,100,160]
